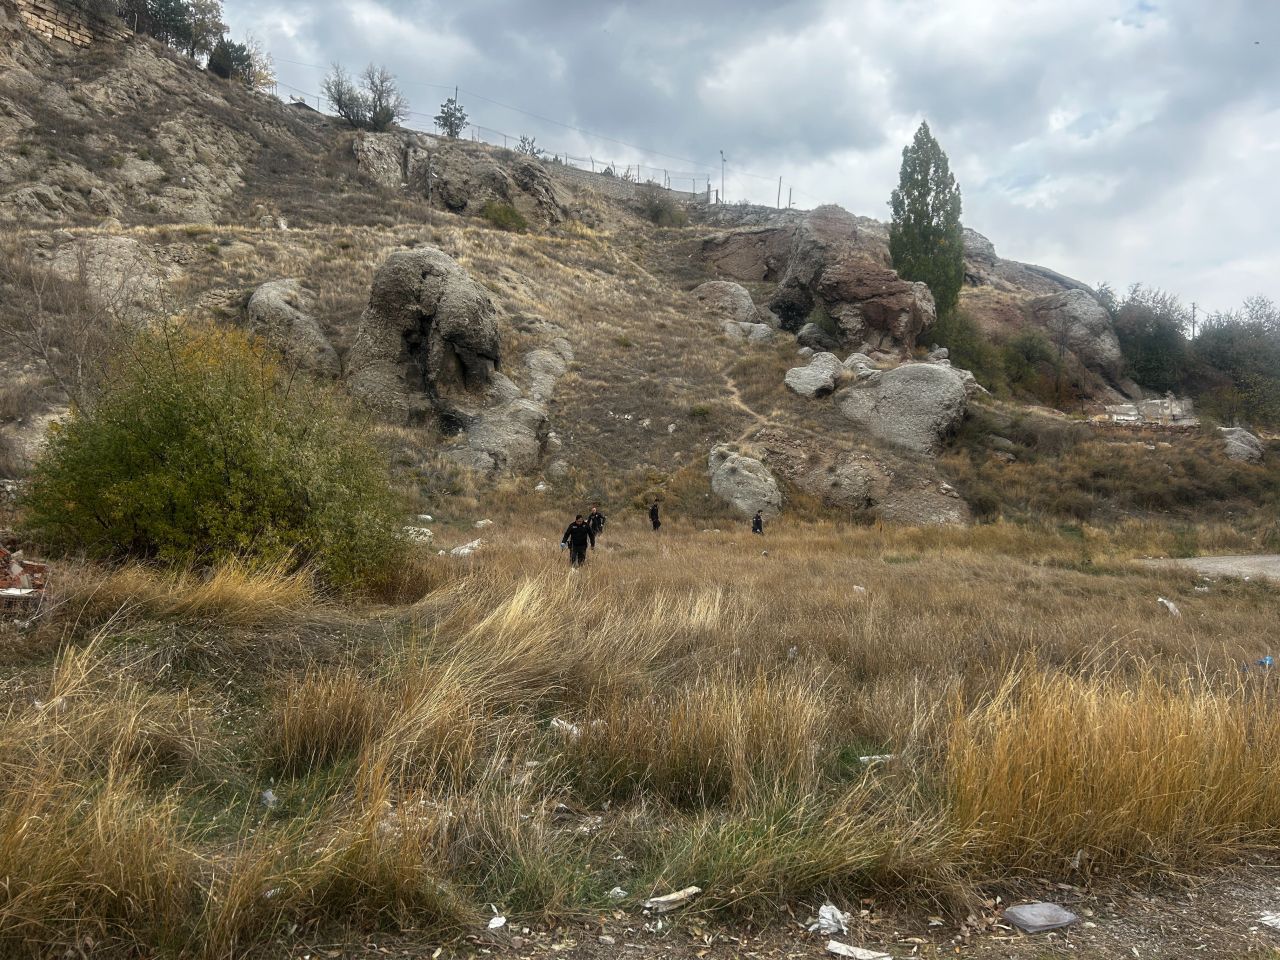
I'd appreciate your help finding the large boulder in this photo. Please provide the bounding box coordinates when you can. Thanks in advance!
[1030,289,1125,383]
[414,148,570,228]
[692,280,768,326]
[346,248,501,424]
[838,363,968,456]
[352,131,410,188]
[245,279,339,377]
[784,352,843,398]
[1220,426,1264,463]
[458,397,550,473]
[708,445,781,518]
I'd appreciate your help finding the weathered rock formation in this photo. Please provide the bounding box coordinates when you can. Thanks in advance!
[346,247,500,425]
[708,445,781,518]
[245,279,339,377]
[701,206,936,355]
[837,363,968,456]
[784,352,843,398]
[1029,289,1139,398]
[1220,426,1264,463]
[692,280,767,326]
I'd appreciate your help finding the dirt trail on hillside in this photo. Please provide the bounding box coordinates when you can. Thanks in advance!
[1145,555,1280,581]
[724,375,776,444]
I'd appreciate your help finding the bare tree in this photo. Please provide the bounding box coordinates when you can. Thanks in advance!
[0,242,159,411]
[361,64,408,132]
[322,63,368,129]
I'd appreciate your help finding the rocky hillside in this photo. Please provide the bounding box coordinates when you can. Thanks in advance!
[1,10,1256,527]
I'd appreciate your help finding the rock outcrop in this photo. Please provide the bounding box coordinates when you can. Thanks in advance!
[785,352,843,398]
[701,206,935,355]
[1030,289,1126,383]
[1220,426,1264,463]
[708,445,781,518]
[245,279,339,377]
[692,280,767,326]
[838,363,968,455]
[346,247,500,424]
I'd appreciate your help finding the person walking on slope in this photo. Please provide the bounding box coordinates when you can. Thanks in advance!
[649,500,661,532]
[587,505,606,548]
[752,510,764,535]
[561,514,592,568]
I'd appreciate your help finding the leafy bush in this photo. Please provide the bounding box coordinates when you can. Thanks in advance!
[927,309,1007,393]
[479,201,528,232]
[22,323,400,589]
[638,190,689,228]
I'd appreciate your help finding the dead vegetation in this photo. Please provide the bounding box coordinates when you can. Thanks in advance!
[2,517,1279,956]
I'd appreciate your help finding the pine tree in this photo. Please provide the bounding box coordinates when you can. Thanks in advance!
[888,121,965,322]
[434,96,468,138]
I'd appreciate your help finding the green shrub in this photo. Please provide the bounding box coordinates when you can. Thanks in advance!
[22,323,400,589]
[638,190,689,228]
[479,201,528,232]
[928,310,1008,393]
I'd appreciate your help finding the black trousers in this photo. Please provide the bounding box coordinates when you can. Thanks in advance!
[569,545,588,567]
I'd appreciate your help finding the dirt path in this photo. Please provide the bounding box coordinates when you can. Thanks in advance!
[1145,555,1280,581]
[723,375,775,444]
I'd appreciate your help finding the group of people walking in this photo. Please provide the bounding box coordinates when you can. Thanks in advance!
[560,501,765,567]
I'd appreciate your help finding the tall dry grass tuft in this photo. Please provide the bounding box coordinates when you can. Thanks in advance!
[63,558,318,627]
[265,667,386,774]
[949,664,1280,870]
[561,671,829,807]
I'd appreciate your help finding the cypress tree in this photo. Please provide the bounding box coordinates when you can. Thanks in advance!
[888,121,965,321]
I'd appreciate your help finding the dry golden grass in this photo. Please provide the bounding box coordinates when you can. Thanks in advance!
[1,517,1279,955]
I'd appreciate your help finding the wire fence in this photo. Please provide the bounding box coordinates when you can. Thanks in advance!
[272,77,809,205]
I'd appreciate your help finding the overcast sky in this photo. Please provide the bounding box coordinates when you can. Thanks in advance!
[224,0,1279,312]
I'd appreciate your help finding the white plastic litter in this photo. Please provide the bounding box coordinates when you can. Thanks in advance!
[487,915,507,930]
[261,789,278,809]
[1157,596,1181,617]
[607,886,628,900]
[1002,901,1080,933]
[825,941,890,960]
[808,904,850,935]
[644,886,702,913]
[858,754,896,765]
[1260,913,1280,930]
[550,717,581,740]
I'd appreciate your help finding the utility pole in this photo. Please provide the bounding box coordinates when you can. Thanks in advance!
[777,176,782,209]
[719,150,726,204]
[787,187,792,208]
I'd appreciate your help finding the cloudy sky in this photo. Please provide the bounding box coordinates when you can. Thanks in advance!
[224,0,1279,312]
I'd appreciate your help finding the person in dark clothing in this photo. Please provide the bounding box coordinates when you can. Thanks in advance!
[561,514,592,567]
[587,505,606,548]
[752,510,764,535]
[649,500,661,531]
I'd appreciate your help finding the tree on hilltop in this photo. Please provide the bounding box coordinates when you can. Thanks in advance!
[435,95,468,138]
[888,121,965,322]
[322,63,408,132]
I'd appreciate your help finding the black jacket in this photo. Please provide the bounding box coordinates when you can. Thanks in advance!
[649,504,660,522]
[562,520,591,550]
[752,515,763,533]
[587,511,606,533]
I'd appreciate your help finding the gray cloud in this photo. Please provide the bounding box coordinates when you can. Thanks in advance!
[225,0,1280,310]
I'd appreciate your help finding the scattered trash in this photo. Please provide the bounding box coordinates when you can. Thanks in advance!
[787,645,799,660]
[534,482,550,492]
[1260,913,1280,930]
[1258,656,1274,668]
[858,754,896,766]
[450,538,483,558]
[808,904,850,935]
[474,519,494,529]
[761,550,769,557]
[1,544,48,615]
[550,717,581,740]
[825,941,891,960]
[418,513,434,522]
[260,789,278,810]
[1156,596,1181,617]
[1194,585,1209,593]
[643,886,702,913]
[598,934,616,945]
[487,915,507,930]
[32,696,67,712]
[607,886,628,900]
[851,585,868,597]
[1002,902,1080,934]
[263,886,283,900]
